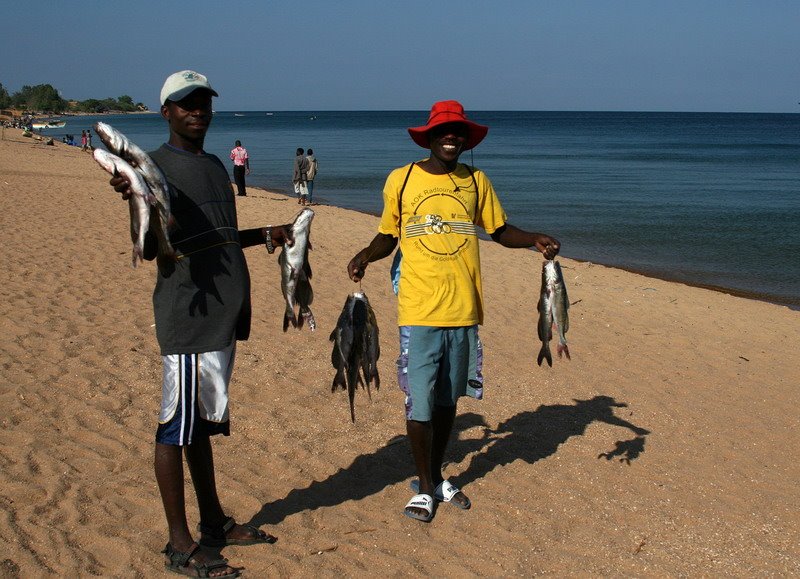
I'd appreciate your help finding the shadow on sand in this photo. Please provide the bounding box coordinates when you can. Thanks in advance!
[249,395,650,527]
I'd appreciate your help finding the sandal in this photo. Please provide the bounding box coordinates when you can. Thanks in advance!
[403,493,434,523]
[410,479,471,510]
[162,542,240,578]
[198,516,277,548]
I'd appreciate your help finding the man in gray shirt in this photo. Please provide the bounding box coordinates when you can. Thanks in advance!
[108,70,293,577]
[293,147,309,205]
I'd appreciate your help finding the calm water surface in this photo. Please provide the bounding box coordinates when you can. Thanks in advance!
[58,111,800,307]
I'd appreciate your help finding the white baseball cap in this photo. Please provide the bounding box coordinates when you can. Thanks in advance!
[160,70,218,105]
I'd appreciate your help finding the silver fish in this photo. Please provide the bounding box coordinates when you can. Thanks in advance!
[93,149,155,267]
[94,122,174,259]
[329,292,380,422]
[537,259,570,367]
[278,208,315,331]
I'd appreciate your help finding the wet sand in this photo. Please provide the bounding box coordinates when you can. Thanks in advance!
[1,129,798,576]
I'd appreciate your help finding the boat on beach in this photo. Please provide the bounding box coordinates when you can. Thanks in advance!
[32,120,66,130]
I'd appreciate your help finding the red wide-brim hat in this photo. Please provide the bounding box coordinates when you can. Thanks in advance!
[408,100,489,151]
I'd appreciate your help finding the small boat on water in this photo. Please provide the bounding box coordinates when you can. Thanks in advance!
[32,120,66,130]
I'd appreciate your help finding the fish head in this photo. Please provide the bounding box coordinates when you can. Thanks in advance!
[94,121,124,152]
[351,295,368,329]
[292,208,315,231]
[542,259,558,283]
[92,148,118,174]
[93,121,113,140]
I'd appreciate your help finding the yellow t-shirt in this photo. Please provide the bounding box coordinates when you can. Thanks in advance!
[378,162,507,327]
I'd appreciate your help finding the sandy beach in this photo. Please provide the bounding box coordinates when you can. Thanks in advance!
[1,129,798,577]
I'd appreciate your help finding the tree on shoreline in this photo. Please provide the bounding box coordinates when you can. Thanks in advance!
[10,84,67,113]
[0,83,10,109]
[0,81,147,114]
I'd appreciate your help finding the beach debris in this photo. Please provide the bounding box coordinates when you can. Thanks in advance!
[537,259,571,366]
[92,149,156,267]
[278,208,315,331]
[92,122,175,263]
[633,537,648,555]
[329,292,380,422]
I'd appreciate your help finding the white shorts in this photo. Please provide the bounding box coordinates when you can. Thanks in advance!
[293,181,309,197]
[156,340,236,446]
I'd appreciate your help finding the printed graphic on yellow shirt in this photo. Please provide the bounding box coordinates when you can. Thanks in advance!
[403,191,477,258]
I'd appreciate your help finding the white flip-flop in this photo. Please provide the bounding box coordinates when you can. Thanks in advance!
[409,479,472,510]
[403,493,434,522]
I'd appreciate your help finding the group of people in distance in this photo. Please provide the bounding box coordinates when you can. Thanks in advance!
[228,141,317,207]
[107,70,559,578]
[292,146,317,205]
[60,130,93,149]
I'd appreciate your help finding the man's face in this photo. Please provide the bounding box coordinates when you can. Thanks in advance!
[161,89,213,142]
[427,122,468,165]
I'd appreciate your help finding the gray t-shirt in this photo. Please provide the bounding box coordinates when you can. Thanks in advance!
[149,144,251,355]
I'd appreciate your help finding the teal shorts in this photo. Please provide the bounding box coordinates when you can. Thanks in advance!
[397,325,483,421]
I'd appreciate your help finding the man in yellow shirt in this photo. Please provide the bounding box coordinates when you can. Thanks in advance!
[347,101,560,523]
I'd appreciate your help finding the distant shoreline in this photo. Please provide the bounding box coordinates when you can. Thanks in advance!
[60,110,158,117]
[7,120,796,312]
[0,109,157,121]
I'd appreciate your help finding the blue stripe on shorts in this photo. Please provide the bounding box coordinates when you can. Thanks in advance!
[156,353,230,446]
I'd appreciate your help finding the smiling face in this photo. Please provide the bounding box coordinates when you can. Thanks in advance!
[161,89,214,153]
[426,122,468,172]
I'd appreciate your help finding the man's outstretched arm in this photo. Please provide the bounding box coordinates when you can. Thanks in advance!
[347,233,398,282]
[490,223,560,260]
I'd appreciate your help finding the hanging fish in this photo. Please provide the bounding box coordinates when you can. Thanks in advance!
[94,122,174,260]
[93,149,155,267]
[278,208,315,331]
[537,259,571,366]
[329,292,380,422]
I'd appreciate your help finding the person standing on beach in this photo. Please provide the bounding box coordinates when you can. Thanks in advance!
[305,148,318,205]
[293,147,309,206]
[86,128,92,151]
[107,70,294,577]
[347,100,560,523]
[230,139,250,196]
[81,130,88,151]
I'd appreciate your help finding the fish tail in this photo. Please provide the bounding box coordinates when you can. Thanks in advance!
[363,374,372,400]
[157,244,178,264]
[348,379,356,423]
[283,311,296,332]
[301,309,316,331]
[131,246,143,268]
[558,343,571,360]
[537,343,552,367]
[331,367,346,392]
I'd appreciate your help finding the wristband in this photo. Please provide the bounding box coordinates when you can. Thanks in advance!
[263,227,275,254]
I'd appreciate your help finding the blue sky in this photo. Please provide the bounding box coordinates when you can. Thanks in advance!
[2,1,798,112]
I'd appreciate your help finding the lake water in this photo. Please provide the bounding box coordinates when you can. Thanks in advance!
[55,110,800,307]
